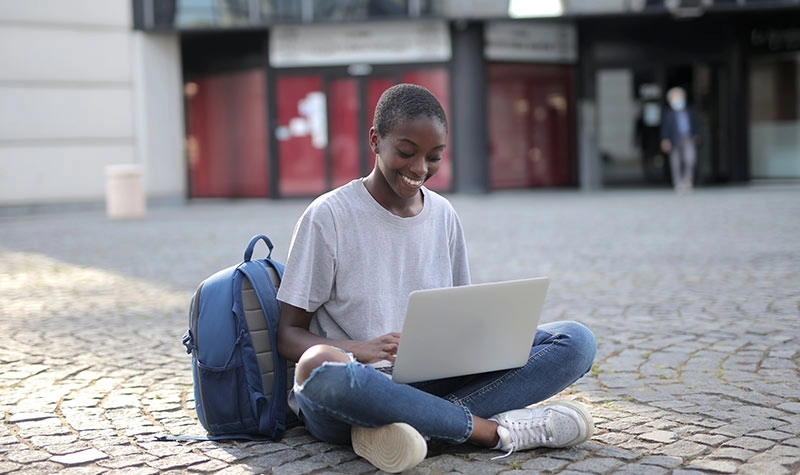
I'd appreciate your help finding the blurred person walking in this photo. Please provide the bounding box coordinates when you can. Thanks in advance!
[660,87,702,192]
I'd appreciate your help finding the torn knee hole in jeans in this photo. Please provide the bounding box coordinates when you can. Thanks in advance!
[295,360,361,392]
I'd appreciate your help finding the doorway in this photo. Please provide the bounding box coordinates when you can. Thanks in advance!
[487,63,576,189]
[185,68,271,197]
[596,63,727,187]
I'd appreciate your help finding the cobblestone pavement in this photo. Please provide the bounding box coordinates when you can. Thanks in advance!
[1,185,798,474]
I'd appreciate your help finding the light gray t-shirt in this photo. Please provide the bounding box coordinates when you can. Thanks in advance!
[277,179,471,341]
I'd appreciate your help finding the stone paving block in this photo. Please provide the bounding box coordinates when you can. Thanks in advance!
[136,441,194,457]
[748,430,795,442]
[418,453,466,472]
[712,423,758,438]
[106,467,160,475]
[49,466,108,475]
[272,460,330,474]
[654,440,708,459]
[763,443,800,459]
[638,455,683,468]
[145,452,209,471]
[322,457,381,473]
[0,461,21,474]
[123,425,162,437]
[196,445,254,463]
[7,412,57,423]
[708,447,756,462]
[96,453,157,469]
[29,434,79,448]
[746,450,800,470]
[723,435,777,451]
[0,437,16,454]
[90,437,138,451]
[6,449,51,463]
[644,419,680,430]
[14,422,73,438]
[686,458,739,473]
[10,460,66,474]
[595,431,634,448]
[618,439,660,452]
[783,438,800,448]
[306,448,359,466]
[518,455,570,472]
[245,448,307,471]
[540,445,592,462]
[688,433,730,446]
[640,430,677,444]
[50,447,109,465]
[188,458,230,473]
[739,464,793,475]
[607,463,670,475]
[595,446,641,461]
[565,456,626,473]
[777,402,800,414]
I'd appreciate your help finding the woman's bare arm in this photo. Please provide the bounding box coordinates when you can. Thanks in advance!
[277,302,400,364]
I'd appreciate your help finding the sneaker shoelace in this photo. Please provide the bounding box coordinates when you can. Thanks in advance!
[491,412,553,460]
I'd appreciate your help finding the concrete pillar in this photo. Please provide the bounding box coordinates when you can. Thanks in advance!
[578,99,602,190]
[451,22,489,194]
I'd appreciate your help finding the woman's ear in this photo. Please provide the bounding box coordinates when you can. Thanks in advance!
[368,127,380,154]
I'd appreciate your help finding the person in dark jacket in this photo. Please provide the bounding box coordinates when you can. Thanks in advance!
[660,87,702,192]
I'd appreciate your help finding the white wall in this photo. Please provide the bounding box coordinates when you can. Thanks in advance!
[0,0,185,207]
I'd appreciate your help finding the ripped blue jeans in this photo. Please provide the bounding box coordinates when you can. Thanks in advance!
[292,321,596,445]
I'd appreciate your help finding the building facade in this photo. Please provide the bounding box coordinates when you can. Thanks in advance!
[0,0,184,211]
[1,0,798,208]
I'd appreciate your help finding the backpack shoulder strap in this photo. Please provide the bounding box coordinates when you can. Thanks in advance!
[235,260,288,437]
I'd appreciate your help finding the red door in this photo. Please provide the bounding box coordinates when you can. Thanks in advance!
[186,69,269,197]
[488,64,575,189]
[276,68,453,197]
[328,78,361,189]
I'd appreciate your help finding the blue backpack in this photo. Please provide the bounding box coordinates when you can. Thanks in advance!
[182,234,296,439]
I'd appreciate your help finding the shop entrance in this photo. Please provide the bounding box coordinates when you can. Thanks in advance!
[596,62,728,187]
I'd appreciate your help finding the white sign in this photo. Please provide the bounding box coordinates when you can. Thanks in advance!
[270,21,451,68]
[275,92,328,149]
[484,21,577,63]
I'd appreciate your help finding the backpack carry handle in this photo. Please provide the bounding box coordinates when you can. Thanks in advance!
[244,234,274,262]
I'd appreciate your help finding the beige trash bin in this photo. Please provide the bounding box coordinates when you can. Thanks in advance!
[105,164,146,220]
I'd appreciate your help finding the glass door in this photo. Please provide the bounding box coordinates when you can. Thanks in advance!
[748,55,800,179]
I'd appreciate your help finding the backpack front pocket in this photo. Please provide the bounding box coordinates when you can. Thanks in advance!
[196,358,257,434]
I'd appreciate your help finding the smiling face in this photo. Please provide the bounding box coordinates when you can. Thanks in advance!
[368,115,446,207]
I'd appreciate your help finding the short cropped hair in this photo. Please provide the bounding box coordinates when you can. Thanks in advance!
[373,84,448,137]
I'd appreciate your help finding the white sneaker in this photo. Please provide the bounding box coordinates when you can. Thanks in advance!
[351,422,427,473]
[490,400,594,459]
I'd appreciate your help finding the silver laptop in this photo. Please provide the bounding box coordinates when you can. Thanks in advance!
[389,277,550,384]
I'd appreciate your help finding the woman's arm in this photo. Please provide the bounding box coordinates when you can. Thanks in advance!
[277,302,400,364]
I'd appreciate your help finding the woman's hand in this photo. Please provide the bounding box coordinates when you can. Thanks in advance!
[350,332,401,364]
